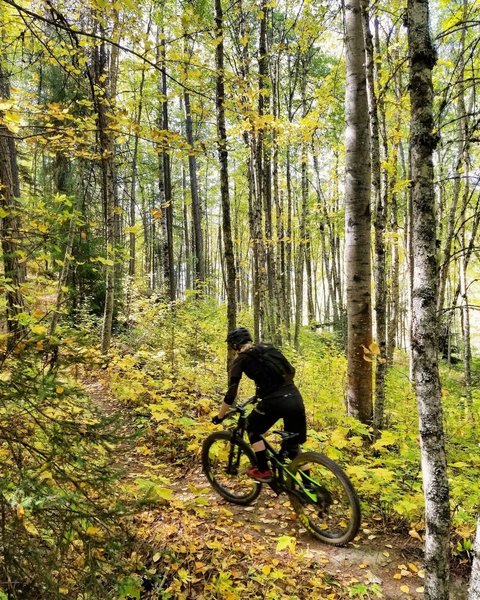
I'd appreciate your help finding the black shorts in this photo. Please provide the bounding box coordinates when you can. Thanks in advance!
[246,383,307,447]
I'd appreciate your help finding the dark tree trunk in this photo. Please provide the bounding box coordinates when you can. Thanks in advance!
[215,0,237,365]
[0,66,25,350]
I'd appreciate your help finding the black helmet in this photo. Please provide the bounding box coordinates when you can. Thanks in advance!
[226,327,252,347]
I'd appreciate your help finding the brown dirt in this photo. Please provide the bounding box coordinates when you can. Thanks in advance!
[82,376,469,600]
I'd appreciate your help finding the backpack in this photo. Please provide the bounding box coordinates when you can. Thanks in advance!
[251,344,295,384]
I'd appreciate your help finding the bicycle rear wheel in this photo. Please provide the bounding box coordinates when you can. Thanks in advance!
[288,451,361,546]
[202,431,261,505]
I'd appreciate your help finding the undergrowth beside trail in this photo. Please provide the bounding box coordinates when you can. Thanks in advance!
[3,295,475,599]
[104,296,479,559]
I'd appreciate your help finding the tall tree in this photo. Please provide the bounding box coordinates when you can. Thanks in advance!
[344,0,373,423]
[0,63,25,350]
[407,1,451,598]
[214,0,237,363]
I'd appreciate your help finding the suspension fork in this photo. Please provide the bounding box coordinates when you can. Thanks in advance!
[226,419,246,475]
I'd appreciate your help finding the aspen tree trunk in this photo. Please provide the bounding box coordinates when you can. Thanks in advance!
[214,0,237,365]
[470,518,480,599]
[407,2,451,598]
[272,57,286,337]
[285,147,293,336]
[0,65,25,349]
[257,0,276,339]
[362,5,387,429]
[437,0,468,319]
[344,0,373,422]
[459,223,472,411]
[128,65,147,285]
[182,168,192,291]
[313,149,342,327]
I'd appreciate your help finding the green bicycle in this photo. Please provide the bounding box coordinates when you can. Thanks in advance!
[202,396,361,546]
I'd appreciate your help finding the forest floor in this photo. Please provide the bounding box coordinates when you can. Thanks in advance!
[83,376,469,600]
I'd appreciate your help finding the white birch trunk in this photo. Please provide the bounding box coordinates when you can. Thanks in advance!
[344,0,372,422]
[469,517,480,599]
[407,1,451,599]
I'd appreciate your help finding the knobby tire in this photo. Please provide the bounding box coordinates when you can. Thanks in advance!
[202,431,261,505]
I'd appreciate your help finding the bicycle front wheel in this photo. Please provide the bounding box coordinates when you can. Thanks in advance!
[202,431,261,505]
[288,451,361,546]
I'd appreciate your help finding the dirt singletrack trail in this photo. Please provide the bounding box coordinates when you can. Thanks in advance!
[83,377,468,600]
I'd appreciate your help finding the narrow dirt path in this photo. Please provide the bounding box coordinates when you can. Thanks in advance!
[83,377,468,600]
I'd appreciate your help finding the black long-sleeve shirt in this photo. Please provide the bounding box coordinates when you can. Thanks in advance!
[224,345,295,405]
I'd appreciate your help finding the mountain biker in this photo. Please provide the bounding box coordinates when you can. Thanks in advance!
[212,327,307,482]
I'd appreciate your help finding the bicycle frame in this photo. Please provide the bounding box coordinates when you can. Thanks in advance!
[224,397,317,501]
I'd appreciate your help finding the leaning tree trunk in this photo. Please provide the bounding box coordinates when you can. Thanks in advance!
[407,1,451,599]
[344,0,373,423]
[215,0,237,367]
[470,517,480,600]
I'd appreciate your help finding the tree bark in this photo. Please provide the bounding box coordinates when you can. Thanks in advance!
[344,0,373,423]
[470,517,480,600]
[184,84,205,287]
[94,38,117,354]
[363,6,387,429]
[215,0,237,365]
[159,33,175,301]
[0,65,25,350]
[407,1,451,598]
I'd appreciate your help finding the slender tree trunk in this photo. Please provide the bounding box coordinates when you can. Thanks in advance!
[159,34,175,301]
[182,167,192,290]
[470,517,480,600]
[407,2,451,598]
[184,84,205,287]
[215,0,237,365]
[363,7,387,429]
[94,39,116,354]
[344,0,373,423]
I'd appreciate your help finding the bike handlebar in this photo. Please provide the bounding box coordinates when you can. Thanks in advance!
[224,395,258,419]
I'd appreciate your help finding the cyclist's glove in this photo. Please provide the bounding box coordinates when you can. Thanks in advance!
[212,415,224,425]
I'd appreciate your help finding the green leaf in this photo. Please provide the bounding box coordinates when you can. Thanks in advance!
[117,575,142,600]
[275,535,296,553]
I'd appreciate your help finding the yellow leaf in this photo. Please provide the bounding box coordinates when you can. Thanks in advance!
[369,341,380,355]
[0,371,11,382]
[31,324,47,335]
[408,562,419,573]
[24,520,39,535]
[262,565,271,575]
[86,526,103,537]
[16,505,25,519]
[152,552,161,562]
[409,529,423,541]
[59,588,69,594]
[416,587,425,593]
[400,584,410,593]
[393,573,402,580]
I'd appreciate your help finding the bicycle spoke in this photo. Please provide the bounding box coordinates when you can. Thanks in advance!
[288,452,360,545]
[202,432,261,505]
